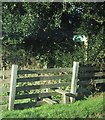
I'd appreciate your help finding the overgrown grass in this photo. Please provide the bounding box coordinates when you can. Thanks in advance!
[2,93,105,119]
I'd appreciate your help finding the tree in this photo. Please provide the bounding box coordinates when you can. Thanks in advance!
[2,2,105,68]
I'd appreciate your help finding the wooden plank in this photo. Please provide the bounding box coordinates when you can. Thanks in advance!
[55,89,70,104]
[55,89,75,97]
[8,65,18,111]
[78,79,105,85]
[63,94,69,104]
[70,62,79,103]
[43,98,57,104]
[79,72,105,78]
[15,92,58,100]
[77,88,90,94]
[79,66,104,72]
[14,101,44,109]
[17,75,69,83]
[16,82,71,92]
[77,80,91,85]
[93,79,105,84]
[55,89,69,95]
[18,68,72,75]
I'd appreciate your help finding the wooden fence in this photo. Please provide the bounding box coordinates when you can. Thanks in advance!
[0,68,11,110]
[8,62,77,110]
[1,62,105,110]
[77,66,105,99]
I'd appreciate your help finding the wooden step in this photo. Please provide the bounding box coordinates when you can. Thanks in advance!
[55,89,69,95]
[43,98,57,104]
[55,89,76,98]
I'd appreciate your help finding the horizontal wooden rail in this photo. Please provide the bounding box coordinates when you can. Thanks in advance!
[93,79,105,84]
[55,89,75,98]
[43,98,57,104]
[17,68,72,75]
[79,67,105,72]
[78,79,105,85]
[16,82,71,92]
[14,101,44,109]
[15,92,58,100]
[77,88,90,94]
[55,89,69,95]
[79,72,105,78]
[77,80,91,85]
[17,75,69,83]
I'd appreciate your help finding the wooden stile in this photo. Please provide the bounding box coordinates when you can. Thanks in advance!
[6,62,105,110]
[70,62,79,103]
[55,89,70,104]
[8,65,18,111]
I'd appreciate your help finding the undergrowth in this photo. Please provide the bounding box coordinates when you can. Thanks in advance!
[2,92,105,119]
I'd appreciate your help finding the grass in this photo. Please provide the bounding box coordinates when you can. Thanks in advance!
[2,92,105,119]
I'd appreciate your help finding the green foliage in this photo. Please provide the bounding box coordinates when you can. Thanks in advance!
[2,2,105,68]
[2,93,104,118]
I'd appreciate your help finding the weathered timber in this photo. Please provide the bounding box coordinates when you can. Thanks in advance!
[43,98,57,104]
[55,89,70,104]
[79,67,105,72]
[55,89,69,95]
[79,72,105,78]
[93,79,105,84]
[77,80,91,85]
[77,88,90,93]
[78,79,105,85]
[70,62,79,103]
[55,89,75,97]
[18,68,72,75]
[14,101,44,109]
[9,65,18,111]
[15,92,58,100]
[17,75,69,83]
[16,82,71,92]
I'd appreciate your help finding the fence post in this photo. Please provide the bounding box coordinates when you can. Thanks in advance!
[8,65,18,111]
[63,94,69,104]
[2,67,5,80]
[70,61,79,103]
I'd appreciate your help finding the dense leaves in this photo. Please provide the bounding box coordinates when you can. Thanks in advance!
[2,2,105,69]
